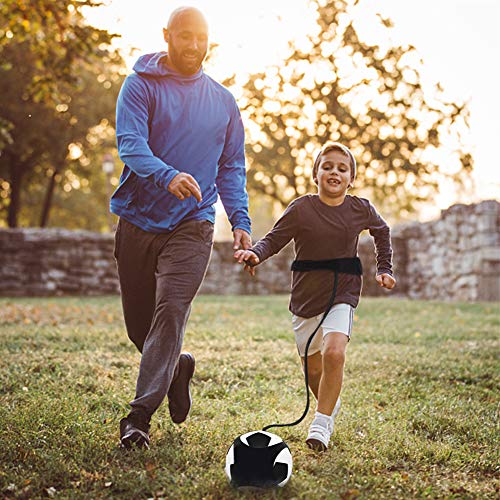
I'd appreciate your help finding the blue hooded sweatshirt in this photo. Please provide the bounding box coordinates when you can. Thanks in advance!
[110,52,251,234]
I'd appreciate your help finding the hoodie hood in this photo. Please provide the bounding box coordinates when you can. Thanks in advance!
[132,52,203,81]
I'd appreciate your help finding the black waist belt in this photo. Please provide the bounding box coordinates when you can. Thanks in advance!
[291,257,363,275]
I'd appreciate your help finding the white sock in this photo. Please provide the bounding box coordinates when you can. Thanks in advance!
[315,410,332,420]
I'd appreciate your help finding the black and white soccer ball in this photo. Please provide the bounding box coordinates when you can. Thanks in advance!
[225,430,293,489]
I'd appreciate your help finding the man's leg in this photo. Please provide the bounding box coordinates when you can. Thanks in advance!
[114,218,158,352]
[130,220,213,422]
[114,218,163,448]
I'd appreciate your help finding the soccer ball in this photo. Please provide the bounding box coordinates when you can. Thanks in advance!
[225,430,293,489]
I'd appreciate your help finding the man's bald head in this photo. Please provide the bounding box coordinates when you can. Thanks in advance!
[163,6,209,76]
[167,7,208,32]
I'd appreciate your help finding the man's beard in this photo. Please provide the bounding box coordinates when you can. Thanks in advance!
[169,44,206,75]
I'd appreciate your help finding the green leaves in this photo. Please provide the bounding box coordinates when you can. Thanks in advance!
[0,0,125,227]
[0,0,118,106]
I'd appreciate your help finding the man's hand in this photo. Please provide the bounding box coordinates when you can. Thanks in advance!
[232,228,252,251]
[234,249,260,276]
[376,273,396,289]
[168,173,202,202]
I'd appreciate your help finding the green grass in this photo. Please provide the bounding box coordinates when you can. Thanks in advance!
[0,296,498,499]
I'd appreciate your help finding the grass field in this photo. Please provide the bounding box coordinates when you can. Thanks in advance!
[0,295,498,499]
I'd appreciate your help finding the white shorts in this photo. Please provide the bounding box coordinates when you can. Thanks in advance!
[292,303,354,357]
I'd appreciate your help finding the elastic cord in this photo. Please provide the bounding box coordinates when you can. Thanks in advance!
[263,271,339,432]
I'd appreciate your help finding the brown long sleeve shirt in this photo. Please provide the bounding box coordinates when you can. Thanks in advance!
[251,194,393,317]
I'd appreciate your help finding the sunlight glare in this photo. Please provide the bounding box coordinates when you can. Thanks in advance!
[82,0,499,215]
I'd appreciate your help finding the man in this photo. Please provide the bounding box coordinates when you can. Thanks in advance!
[111,6,252,449]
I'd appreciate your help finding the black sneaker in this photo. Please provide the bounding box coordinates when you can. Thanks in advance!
[119,413,150,449]
[167,352,195,424]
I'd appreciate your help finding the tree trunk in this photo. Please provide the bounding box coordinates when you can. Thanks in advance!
[7,160,26,228]
[40,166,61,228]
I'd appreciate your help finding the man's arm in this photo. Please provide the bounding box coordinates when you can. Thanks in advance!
[116,75,201,201]
[216,98,252,249]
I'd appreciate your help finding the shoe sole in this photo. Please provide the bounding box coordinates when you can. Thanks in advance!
[169,353,195,424]
[306,438,327,452]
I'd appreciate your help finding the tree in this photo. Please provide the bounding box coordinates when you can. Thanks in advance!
[0,0,118,105]
[236,0,473,218]
[0,0,123,227]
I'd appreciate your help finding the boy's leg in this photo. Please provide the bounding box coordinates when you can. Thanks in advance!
[293,314,323,397]
[306,333,348,451]
[306,304,352,451]
[301,352,323,399]
[317,332,348,415]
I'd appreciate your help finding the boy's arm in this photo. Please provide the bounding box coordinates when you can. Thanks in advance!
[233,199,298,275]
[366,202,393,277]
[250,200,298,264]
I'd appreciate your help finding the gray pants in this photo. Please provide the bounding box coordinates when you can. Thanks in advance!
[114,217,214,419]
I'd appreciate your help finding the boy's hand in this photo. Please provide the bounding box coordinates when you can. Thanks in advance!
[234,250,260,276]
[376,273,396,289]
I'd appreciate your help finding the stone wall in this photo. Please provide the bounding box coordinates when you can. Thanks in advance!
[0,200,498,301]
[0,229,119,297]
[403,200,499,302]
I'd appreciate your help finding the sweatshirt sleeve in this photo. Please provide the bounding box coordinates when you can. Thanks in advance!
[116,74,180,190]
[366,202,393,276]
[216,97,251,234]
[251,200,298,263]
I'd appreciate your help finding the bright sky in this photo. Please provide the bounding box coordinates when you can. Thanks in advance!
[84,0,500,215]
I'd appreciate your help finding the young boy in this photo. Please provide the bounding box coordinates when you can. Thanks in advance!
[234,142,396,452]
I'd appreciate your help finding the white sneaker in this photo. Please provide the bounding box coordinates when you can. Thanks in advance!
[306,398,341,452]
[306,414,333,452]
